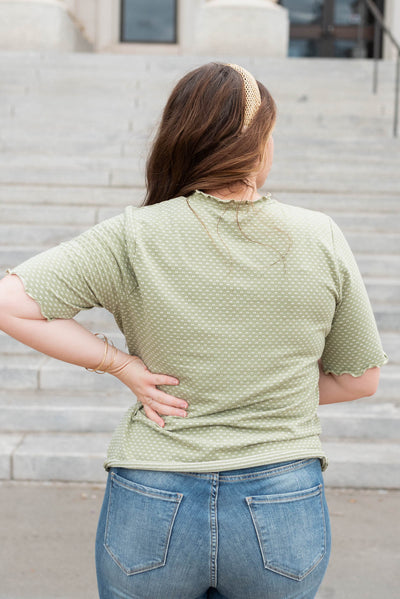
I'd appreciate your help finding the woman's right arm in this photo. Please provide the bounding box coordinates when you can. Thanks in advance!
[318,359,380,404]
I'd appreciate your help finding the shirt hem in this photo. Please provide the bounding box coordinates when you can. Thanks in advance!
[6,268,54,321]
[322,353,389,377]
[103,449,328,474]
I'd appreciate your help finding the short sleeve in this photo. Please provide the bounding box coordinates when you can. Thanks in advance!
[6,210,137,321]
[321,217,389,376]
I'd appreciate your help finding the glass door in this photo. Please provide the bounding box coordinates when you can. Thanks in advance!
[279,0,385,57]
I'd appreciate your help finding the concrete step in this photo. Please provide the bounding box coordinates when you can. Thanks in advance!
[266,165,400,194]
[377,332,400,363]
[0,432,110,482]
[318,401,400,440]
[271,135,400,157]
[0,154,144,187]
[0,223,88,247]
[1,55,398,145]
[2,58,394,92]
[132,118,398,139]
[0,355,127,393]
[0,389,133,433]
[3,123,399,157]
[125,134,400,159]
[274,192,400,214]
[7,82,388,105]
[3,55,394,94]
[124,110,395,136]
[3,106,393,130]
[0,431,399,488]
[0,127,132,157]
[0,388,398,437]
[1,56,395,121]
[135,92,393,116]
[363,278,400,304]
[351,255,400,278]
[321,439,400,489]
[0,355,46,390]
[339,233,399,255]
[0,203,98,226]
[0,183,143,206]
[373,306,400,332]
[0,49,394,72]
[310,213,400,234]
[2,107,133,136]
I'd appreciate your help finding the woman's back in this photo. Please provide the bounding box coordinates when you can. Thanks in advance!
[7,188,387,472]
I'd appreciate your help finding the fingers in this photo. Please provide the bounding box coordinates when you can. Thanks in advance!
[154,389,188,410]
[139,372,189,422]
[142,405,166,428]
[142,395,187,418]
[146,373,187,410]
[152,374,180,387]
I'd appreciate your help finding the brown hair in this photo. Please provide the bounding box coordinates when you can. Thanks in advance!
[142,62,277,207]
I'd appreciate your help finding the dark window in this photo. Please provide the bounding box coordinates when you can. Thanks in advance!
[281,0,324,25]
[279,0,385,57]
[120,0,177,44]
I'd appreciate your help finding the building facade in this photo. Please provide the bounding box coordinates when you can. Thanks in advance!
[0,0,399,59]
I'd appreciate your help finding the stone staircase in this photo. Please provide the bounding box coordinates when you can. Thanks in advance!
[0,51,399,487]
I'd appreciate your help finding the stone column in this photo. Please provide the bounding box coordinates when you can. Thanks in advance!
[181,0,289,57]
[383,0,400,60]
[0,0,93,52]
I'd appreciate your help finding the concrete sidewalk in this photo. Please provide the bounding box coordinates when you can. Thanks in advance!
[0,481,399,599]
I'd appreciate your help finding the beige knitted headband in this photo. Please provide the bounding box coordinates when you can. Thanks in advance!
[226,63,261,129]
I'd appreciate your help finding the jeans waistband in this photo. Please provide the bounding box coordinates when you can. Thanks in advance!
[113,458,320,483]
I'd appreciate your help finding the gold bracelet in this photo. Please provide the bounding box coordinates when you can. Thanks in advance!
[85,333,110,373]
[101,341,118,374]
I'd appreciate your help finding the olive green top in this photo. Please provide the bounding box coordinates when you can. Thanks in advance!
[7,190,389,473]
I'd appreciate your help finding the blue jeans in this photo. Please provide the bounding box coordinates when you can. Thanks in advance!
[95,458,331,599]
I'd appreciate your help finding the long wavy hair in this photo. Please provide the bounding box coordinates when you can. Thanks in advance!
[141,62,292,272]
[142,62,277,206]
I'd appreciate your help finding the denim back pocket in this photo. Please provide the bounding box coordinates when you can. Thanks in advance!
[104,471,183,575]
[246,483,327,581]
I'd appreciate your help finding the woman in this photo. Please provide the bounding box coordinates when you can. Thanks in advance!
[0,62,389,599]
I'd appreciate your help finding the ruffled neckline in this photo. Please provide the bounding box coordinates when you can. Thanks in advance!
[193,189,273,205]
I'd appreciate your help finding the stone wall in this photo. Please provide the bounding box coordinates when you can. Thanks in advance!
[0,0,289,56]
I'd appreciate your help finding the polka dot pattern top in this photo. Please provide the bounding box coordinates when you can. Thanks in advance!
[6,190,389,473]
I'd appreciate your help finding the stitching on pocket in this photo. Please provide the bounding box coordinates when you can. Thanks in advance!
[103,473,183,575]
[246,483,327,581]
[110,471,183,501]
[246,484,322,505]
